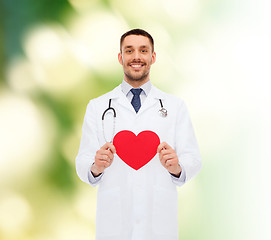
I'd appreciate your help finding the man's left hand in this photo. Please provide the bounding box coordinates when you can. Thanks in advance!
[157,142,182,177]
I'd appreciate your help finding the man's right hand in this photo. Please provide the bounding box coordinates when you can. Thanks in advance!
[91,142,116,177]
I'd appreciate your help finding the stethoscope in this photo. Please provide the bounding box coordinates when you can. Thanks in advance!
[102,98,167,142]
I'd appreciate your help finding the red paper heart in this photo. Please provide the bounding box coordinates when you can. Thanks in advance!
[113,130,160,170]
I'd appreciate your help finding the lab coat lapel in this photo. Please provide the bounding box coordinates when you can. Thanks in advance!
[109,85,135,113]
[137,86,166,116]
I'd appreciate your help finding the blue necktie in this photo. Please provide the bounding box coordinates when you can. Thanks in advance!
[131,88,143,113]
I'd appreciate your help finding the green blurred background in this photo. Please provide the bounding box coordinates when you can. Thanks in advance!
[0,0,270,239]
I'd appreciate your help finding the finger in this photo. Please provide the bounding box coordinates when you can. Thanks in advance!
[159,153,177,166]
[105,149,114,160]
[97,159,112,168]
[157,142,171,153]
[102,154,111,162]
[160,149,173,155]
[106,142,116,154]
[96,160,110,168]
[94,159,107,168]
[159,153,170,165]
[165,159,174,167]
[101,142,116,154]
[97,154,111,162]
[99,149,114,160]
[101,160,110,167]
[165,159,179,167]
[105,161,112,168]
[160,154,176,166]
[162,153,176,162]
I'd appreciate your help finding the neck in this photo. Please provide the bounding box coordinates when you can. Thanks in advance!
[124,78,149,88]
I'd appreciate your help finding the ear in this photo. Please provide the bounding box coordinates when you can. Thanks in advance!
[151,51,156,65]
[118,52,123,65]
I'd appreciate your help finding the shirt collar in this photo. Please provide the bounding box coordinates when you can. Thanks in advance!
[121,79,152,96]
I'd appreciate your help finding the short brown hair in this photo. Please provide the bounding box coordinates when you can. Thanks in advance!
[120,29,154,52]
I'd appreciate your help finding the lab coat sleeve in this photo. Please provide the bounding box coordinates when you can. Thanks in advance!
[88,169,104,186]
[75,100,103,187]
[170,162,186,185]
[173,100,202,186]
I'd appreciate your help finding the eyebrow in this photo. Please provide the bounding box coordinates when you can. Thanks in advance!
[124,45,149,49]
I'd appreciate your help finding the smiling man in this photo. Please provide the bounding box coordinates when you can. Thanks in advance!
[76,29,202,240]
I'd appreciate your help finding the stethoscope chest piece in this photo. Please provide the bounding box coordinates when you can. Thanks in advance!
[158,99,167,117]
[158,107,167,117]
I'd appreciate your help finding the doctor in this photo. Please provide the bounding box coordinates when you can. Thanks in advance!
[76,29,202,240]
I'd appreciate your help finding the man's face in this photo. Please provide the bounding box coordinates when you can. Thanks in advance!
[118,35,156,84]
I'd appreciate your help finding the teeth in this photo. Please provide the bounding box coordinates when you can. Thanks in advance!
[131,65,142,67]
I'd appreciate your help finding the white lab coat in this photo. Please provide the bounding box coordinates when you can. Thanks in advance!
[76,84,202,240]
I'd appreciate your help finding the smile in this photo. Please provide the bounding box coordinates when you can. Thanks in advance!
[130,63,145,69]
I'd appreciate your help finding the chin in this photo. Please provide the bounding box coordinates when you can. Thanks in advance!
[127,74,148,82]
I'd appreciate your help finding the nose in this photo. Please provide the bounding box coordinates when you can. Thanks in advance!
[133,50,141,60]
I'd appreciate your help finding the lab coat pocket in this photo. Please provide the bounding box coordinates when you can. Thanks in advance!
[96,187,122,237]
[152,186,179,237]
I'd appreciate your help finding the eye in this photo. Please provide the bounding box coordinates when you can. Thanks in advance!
[141,49,148,53]
[126,49,133,53]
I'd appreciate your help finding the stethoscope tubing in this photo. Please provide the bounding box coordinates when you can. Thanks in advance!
[101,98,167,142]
[102,99,116,120]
